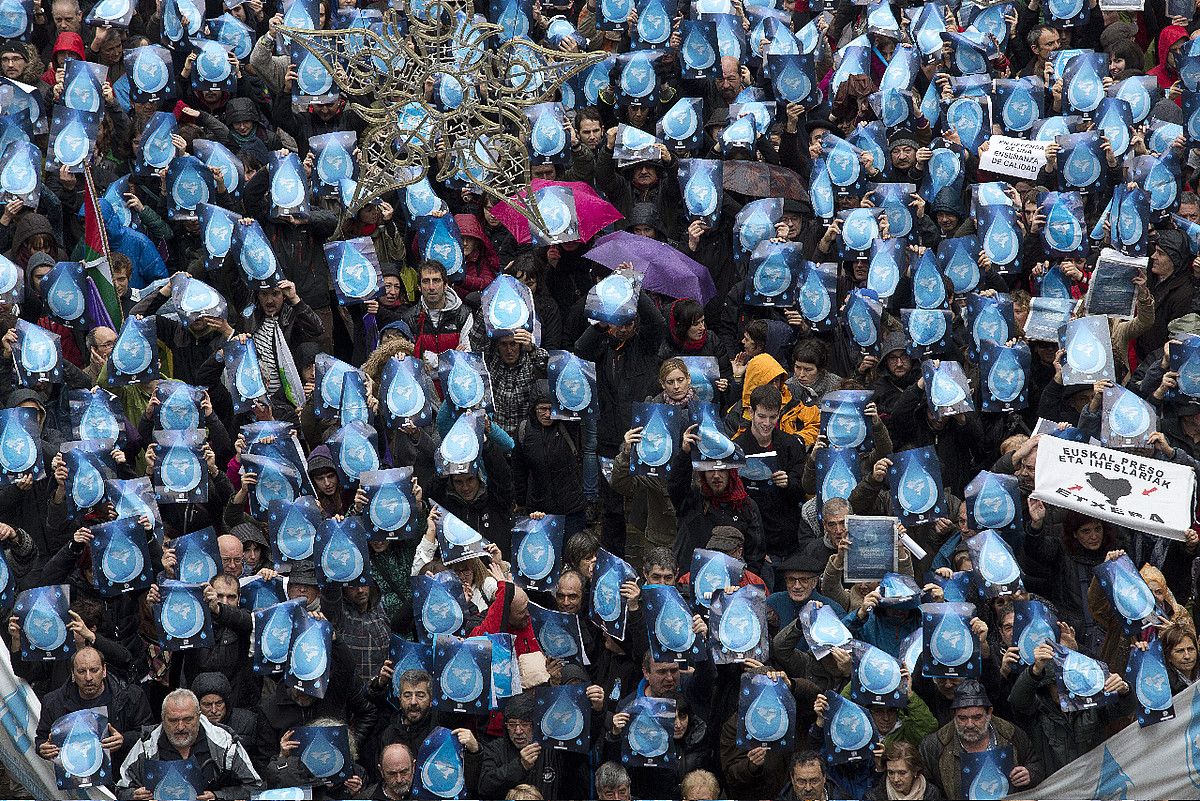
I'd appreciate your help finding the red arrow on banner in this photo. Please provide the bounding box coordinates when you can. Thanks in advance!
[1067,485,1083,492]
[1142,487,1158,496]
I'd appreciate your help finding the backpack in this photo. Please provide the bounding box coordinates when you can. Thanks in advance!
[517,418,579,459]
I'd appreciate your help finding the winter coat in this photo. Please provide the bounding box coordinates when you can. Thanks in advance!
[610,440,679,560]
[179,604,255,710]
[1007,666,1136,774]
[243,169,340,309]
[727,354,817,444]
[253,640,375,761]
[627,717,710,799]
[887,383,987,496]
[574,291,667,454]
[431,441,515,553]
[101,199,167,290]
[190,672,258,747]
[733,426,806,561]
[1022,526,1119,656]
[1138,267,1193,359]
[512,407,586,516]
[918,717,1042,799]
[0,428,60,558]
[117,716,261,800]
[671,463,766,573]
[127,291,231,386]
[401,290,473,359]
[37,675,154,768]
[719,714,789,799]
[470,581,549,737]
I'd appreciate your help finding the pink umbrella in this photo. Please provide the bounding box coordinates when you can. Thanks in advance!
[489,179,624,244]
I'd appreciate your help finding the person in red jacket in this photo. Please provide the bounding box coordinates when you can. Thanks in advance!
[470,579,549,735]
[453,214,499,299]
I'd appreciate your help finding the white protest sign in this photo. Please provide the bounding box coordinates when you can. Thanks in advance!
[1032,436,1196,541]
[979,136,1049,180]
[1099,0,1143,9]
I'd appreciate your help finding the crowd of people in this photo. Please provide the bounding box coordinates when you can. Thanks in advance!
[4,0,1200,797]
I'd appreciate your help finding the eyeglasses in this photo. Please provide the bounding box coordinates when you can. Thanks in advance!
[786,575,820,587]
[505,720,532,731]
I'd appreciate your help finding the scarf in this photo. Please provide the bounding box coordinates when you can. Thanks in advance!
[887,774,927,801]
[700,469,750,512]
[665,387,696,406]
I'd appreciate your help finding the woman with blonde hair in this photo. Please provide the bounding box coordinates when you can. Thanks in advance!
[1090,552,1193,674]
[679,768,722,801]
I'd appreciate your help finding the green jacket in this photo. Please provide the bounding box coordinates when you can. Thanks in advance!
[839,683,939,748]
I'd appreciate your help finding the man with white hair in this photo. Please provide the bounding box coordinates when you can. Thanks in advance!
[116,689,262,800]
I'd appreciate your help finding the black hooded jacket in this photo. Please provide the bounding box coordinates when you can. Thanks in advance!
[511,386,586,516]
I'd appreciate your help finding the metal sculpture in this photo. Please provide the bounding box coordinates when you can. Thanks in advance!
[279,0,604,233]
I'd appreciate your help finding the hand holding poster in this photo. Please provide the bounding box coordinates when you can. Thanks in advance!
[1032,435,1196,540]
[978,135,1049,179]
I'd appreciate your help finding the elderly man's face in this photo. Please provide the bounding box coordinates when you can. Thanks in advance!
[164,698,201,751]
[198,692,227,723]
[379,746,414,797]
[1181,201,1200,224]
[509,587,530,628]
[823,511,848,547]
[791,760,827,797]
[953,706,992,745]
[89,327,117,365]
[717,56,742,101]
[631,164,657,190]
[52,0,82,31]
[598,783,632,800]
[890,144,916,170]
[506,716,534,748]
[497,335,521,365]
[218,536,243,576]
[784,570,819,604]
[1151,245,1175,278]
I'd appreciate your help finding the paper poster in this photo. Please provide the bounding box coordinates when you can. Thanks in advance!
[845,516,897,582]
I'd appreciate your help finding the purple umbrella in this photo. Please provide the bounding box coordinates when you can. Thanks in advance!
[584,231,717,304]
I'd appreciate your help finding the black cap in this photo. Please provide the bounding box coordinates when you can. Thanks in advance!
[950,679,991,710]
[778,540,829,575]
[504,691,537,721]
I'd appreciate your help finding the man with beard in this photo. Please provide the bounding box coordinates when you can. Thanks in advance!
[354,743,415,800]
[375,670,438,759]
[373,669,481,771]
[117,689,261,799]
[918,680,1041,797]
[478,692,551,798]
